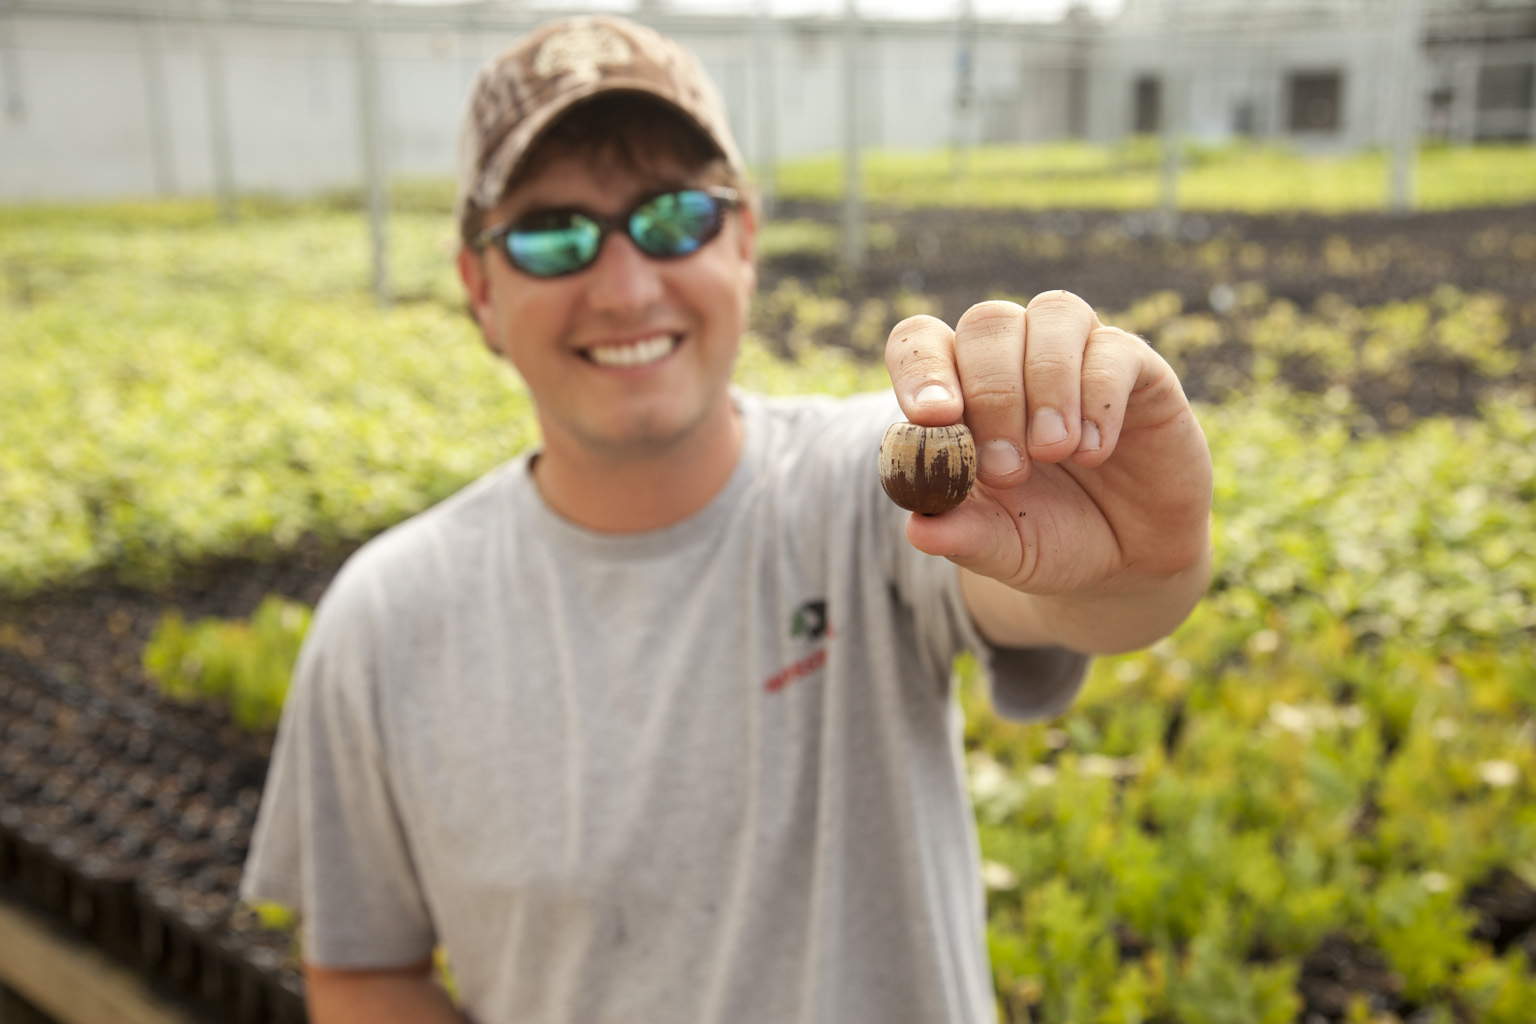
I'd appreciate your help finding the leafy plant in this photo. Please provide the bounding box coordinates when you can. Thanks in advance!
[773,141,1536,213]
[8,189,1536,1021]
[142,596,312,731]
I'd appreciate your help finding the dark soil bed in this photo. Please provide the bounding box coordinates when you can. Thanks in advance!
[778,200,1536,330]
[4,201,1535,1023]
[763,200,1536,423]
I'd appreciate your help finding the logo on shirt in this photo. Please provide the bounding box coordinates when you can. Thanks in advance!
[764,599,834,694]
[791,600,829,642]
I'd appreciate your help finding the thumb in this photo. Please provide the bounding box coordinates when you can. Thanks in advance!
[902,494,1026,583]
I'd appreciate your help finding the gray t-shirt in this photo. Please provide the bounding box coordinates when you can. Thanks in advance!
[241,390,1087,1024]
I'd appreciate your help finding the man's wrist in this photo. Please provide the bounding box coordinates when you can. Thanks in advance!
[1031,543,1214,655]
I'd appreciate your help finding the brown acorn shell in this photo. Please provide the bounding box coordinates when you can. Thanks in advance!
[878,422,977,515]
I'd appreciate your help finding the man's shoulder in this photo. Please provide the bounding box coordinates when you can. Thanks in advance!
[744,388,898,422]
[741,389,901,458]
[732,390,904,525]
[322,458,527,609]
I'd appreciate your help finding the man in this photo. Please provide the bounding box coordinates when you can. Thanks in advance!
[242,14,1213,1024]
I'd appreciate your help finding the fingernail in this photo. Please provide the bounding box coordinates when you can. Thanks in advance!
[1079,420,1102,452]
[980,440,1023,477]
[915,383,951,405]
[1031,408,1068,446]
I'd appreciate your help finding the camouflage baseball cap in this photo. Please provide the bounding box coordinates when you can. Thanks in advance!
[456,15,746,234]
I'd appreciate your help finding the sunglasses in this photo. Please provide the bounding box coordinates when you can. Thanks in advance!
[475,186,742,279]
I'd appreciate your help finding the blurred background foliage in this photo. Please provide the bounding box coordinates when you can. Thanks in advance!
[4,140,1536,1022]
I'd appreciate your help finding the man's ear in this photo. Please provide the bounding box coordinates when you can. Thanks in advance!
[734,201,759,296]
[457,246,495,339]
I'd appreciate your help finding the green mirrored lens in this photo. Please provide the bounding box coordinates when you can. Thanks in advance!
[630,191,719,257]
[508,216,601,277]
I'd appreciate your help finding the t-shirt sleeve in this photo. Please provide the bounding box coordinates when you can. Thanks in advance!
[856,394,1090,721]
[239,556,438,969]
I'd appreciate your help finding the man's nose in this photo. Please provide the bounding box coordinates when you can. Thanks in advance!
[583,232,666,313]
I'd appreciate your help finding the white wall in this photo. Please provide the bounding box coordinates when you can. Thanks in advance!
[2,3,1520,203]
[0,9,1089,202]
[1088,16,1401,148]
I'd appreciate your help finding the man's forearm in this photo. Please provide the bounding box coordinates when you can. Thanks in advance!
[305,961,468,1024]
[1038,543,1213,654]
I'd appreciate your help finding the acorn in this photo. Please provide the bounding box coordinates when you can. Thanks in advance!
[878,422,977,515]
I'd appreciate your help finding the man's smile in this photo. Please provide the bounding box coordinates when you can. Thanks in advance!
[582,333,681,368]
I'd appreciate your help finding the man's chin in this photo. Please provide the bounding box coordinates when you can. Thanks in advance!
[579,397,733,461]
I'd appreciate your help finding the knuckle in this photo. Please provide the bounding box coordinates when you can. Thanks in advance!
[1027,289,1088,313]
[890,343,958,380]
[1091,324,1147,349]
[1026,293,1094,332]
[960,374,1024,412]
[885,317,955,372]
[1084,327,1151,379]
[1079,362,1123,396]
[955,300,1026,340]
[1024,349,1081,379]
[888,314,948,342]
[889,349,955,383]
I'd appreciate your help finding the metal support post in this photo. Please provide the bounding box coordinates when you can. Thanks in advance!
[139,0,177,196]
[1,0,26,123]
[1158,0,1182,235]
[753,0,777,217]
[199,0,236,219]
[951,0,975,179]
[354,0,389,303]
[841,0,864,274]
[1387,0,1422,213]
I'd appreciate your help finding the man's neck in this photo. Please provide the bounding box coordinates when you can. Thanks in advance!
[530,398,745,533]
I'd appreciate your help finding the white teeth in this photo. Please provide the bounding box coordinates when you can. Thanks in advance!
[586,335,676,368]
